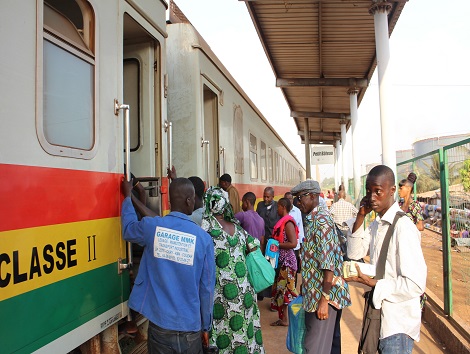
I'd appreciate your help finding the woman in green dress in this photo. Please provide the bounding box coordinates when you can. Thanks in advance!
[202,186,265,354]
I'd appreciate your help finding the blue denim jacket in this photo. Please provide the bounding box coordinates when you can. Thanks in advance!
[121,197,215,332]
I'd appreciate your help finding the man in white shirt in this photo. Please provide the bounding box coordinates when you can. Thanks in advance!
[345,165,426,354]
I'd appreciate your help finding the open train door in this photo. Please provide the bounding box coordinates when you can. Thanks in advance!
[202,84,220,187]
[120,12,163,345]
[123,14,162,213]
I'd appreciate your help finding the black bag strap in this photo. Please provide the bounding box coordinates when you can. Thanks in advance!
[375,211,405,279]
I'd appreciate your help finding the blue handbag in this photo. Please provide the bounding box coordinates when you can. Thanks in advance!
[265,238,280,268]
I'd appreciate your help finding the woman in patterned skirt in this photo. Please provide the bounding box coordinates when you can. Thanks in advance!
[201,186,265,354]
[270,197,299,326]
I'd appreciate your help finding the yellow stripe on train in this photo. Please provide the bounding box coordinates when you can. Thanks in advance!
[0,217,124,301]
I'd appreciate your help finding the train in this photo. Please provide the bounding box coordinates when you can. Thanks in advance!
[0,1,305,353]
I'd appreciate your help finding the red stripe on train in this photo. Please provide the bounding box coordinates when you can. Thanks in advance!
[234,183,292,201]
[0,164,122,232]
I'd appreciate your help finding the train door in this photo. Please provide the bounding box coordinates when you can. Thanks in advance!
[123,13,162,214]
[203,85,219,186]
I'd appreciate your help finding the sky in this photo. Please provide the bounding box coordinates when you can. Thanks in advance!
[173,0,470,179]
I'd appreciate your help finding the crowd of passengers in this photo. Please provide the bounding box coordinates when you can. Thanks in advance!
[120,167,426,354]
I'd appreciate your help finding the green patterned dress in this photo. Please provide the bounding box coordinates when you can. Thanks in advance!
[208,224,265,354]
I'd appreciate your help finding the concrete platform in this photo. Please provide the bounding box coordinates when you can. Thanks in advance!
[259,282,447,354]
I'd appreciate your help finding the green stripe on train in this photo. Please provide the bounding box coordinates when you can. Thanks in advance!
[1,263,130,354]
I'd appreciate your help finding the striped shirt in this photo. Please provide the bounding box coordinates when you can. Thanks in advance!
[329,199,358,231]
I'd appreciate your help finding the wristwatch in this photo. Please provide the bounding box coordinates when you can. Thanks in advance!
[321,291,330,301]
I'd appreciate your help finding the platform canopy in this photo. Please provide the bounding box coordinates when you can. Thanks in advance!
[241,0,407,146]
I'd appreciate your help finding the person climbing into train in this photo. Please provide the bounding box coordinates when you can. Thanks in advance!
[168,166,206,226]
[270,197,299,326]
[398,172,424,231]
[121,177,215,354]
[235,191,265,243]
[218,173,241,214]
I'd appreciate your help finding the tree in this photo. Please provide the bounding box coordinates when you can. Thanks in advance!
[321,177,335,190]
[459,159,470,192]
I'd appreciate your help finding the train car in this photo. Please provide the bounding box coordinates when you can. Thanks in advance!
[0,0,169,353]
[166,4,306,204]
[1,1,305,353]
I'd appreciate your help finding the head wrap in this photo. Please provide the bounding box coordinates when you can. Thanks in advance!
[201,186,238,235]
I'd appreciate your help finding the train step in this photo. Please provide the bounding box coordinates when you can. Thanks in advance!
[120,340,147,354]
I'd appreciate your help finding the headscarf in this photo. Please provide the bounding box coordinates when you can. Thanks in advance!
[201,186,238,236]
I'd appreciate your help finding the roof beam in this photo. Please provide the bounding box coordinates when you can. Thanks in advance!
[301,130,341,137]
[241,0,407,2]
[302,139,338,146]
[292,111,349,119]
[277,78,368,88]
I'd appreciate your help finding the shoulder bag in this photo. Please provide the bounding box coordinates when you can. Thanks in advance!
[358,211,405,354]
[245,234,276,293]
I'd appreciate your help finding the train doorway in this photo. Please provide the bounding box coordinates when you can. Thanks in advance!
[123,13,162,214]
[203,85,219,187]
[123,15,160,179]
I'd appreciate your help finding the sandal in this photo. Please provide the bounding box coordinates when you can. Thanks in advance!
[270,319,288,326]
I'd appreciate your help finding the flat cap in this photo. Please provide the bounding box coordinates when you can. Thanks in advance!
[291,180,321,195]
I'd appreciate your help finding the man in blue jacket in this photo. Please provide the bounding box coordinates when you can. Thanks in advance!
[121,177,216,354]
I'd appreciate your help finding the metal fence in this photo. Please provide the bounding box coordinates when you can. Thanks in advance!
[349,137,470,334]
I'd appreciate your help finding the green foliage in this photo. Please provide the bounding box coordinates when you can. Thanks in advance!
[321,177,335,190]
[459,159,470,191]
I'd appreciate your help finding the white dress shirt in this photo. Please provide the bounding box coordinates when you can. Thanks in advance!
[347,202,427,341]
[289,205,304,250]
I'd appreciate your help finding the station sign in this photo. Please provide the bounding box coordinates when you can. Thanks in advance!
[311,145,335,165]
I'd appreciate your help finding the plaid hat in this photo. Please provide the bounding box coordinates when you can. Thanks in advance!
[291,180,321,195]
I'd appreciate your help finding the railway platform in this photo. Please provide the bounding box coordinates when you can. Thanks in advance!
[259,282,447,354]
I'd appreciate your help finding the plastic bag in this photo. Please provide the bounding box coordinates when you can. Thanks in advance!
[286,295,305,354]
[246,247,276,293]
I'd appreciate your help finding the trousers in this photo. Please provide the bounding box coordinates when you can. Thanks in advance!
[148,322,203,354]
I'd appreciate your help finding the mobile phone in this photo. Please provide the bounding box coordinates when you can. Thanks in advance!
[360,198,371,209]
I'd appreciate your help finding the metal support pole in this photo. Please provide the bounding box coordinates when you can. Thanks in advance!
[370,2,397,176]
[349,88,361,202]
[340,122,348,191]
[336,139,342,190]
[439,147,453,315]
[334,141,339,192]
[304,118,311,179]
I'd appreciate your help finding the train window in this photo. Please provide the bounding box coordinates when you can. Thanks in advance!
[39,1,96,156]
[260,141,267,182]
[274,152,278,183]
[281,157,284,183]
[234,106,244,174]
[268,147,273,182]
[249,133,258,180]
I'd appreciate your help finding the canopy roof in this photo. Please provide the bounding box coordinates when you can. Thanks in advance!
[243,0,407,146]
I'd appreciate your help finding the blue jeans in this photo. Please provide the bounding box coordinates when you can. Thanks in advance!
[379,333,414,354]
[148,322,203,354]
